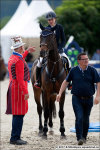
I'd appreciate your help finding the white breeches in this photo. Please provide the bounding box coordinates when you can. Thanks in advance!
[60,52,71,68]
[37,57,43,68]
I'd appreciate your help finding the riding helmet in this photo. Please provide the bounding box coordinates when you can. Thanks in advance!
[46,11,56,20]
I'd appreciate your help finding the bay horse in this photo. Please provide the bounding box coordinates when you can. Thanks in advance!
[31,26,67,138]
[0,48,7,81]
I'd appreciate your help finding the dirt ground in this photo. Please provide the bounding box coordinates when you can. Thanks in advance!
[0,79,100,150]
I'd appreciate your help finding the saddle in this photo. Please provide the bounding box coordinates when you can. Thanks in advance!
[41,56,69,74]
[34,56,69,88]
[40,49,69,73]
[61,56,69,73]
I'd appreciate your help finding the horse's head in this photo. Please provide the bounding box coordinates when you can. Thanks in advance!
[40,23,57,52]
[0,57,7,80]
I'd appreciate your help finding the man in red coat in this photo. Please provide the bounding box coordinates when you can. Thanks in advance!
[6,36,35,145]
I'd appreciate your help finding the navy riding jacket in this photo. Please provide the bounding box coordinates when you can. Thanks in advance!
[48,24,66,53]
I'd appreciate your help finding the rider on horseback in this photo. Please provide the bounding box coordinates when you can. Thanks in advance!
[34,11,71,88]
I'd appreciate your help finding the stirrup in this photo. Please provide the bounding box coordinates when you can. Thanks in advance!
[34,81,41,88]
[68,83,72,90]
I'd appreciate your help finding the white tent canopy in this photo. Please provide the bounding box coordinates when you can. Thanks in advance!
[1,0,28,63]
[1,0,54,63]
[14,0,54,37]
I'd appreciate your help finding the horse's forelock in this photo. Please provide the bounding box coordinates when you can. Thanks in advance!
[41,29,53,37]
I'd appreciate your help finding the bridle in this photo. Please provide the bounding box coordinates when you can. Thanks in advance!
[40,29,64,82]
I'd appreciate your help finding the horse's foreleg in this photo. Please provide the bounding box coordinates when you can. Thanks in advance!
[48,100,53,128]
[43,100,49,138]
[48,102,54,135]
[59,94,65,137]
[34,89,43,134]
[37,104,43,134]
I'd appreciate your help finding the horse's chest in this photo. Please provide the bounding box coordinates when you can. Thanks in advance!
[42,81,60,93]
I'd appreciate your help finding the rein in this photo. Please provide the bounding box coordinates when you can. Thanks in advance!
[40,29,65,83]
[47,57,61,80]
[45,55,64,83]
[48,57,61,64]
[41,49,63,80]
[46,66,64,83]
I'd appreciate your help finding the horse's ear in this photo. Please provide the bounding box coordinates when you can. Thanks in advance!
[51,25,57,32]
[39,23,45,30]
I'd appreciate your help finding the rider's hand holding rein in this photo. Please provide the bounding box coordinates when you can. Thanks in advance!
[56,80,69,102]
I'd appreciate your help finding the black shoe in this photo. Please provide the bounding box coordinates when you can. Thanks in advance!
[34,81,41,88]
[10,139,27,145]
[78,139,83,145]
[82,137,86,143]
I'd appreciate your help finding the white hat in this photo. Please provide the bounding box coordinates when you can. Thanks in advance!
[11,36,25,50]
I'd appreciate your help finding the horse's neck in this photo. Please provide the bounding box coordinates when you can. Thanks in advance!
[48,48,59,61]
[47,48,63,73]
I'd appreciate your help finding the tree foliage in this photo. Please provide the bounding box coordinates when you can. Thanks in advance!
[55,0,100,55]
[0,16,11,30]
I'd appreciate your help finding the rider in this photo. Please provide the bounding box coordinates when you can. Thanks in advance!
[34,11,71,88]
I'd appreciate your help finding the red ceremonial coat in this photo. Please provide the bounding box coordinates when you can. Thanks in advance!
[6,50,30,115]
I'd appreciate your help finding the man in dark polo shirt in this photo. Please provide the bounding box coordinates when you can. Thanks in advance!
[56,52,100,145]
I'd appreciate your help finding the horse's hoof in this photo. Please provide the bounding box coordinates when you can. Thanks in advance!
[42,134,47,140]
[60,133,66,139]
[49,128,54,135]
[38,130,43,136]
[49,130,54,135]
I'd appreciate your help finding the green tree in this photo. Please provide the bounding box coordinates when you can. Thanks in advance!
[55,0,100,55]
[0,16,11,30]
[38,15,48,27]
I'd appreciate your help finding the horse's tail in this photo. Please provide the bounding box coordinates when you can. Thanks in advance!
[53,103,56,118]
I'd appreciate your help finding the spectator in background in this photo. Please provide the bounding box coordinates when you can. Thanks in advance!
[91,49,100,60]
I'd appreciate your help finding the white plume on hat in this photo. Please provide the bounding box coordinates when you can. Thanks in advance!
[11,36,25,50]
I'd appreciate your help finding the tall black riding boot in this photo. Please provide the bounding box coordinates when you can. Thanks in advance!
[34,67,41,88]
